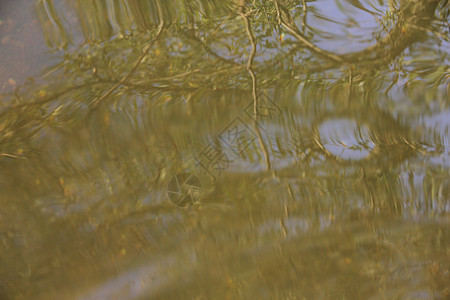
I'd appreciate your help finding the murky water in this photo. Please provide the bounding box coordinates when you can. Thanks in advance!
[1,0,449,299]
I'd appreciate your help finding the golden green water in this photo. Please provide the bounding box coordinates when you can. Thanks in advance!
[0,0,449,299]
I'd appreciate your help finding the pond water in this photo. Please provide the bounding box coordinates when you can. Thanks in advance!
[0,0,449,299]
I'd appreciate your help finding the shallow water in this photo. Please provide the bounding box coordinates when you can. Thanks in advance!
[0,0,449,299]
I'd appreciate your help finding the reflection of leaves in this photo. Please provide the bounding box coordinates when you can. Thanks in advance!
[20,0,448,108]
[0,0,447,216]
[1,4,449,299]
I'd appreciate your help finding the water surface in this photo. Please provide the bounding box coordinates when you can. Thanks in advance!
[0,0,449,299]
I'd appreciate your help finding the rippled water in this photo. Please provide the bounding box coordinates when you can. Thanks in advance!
[0,0,449,299]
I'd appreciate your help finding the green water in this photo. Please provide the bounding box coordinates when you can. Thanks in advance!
[0,0,449,299]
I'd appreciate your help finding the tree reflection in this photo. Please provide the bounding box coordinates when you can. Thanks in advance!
[0,0,449,299]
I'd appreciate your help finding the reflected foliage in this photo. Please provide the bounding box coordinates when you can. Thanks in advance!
[0,0,449,299]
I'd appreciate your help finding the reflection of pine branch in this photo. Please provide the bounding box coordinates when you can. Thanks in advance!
[1,81,103,113]
[179,28,241,67]
[92,0,166,109]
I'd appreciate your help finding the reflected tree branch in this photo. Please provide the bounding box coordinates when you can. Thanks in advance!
[273,0,441,76]
[91,0,166,109]
[238,1,271,171]
[272,0,345,63]
[1,81,104,114]
[179,28,242,67]
[301,0,307,33]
